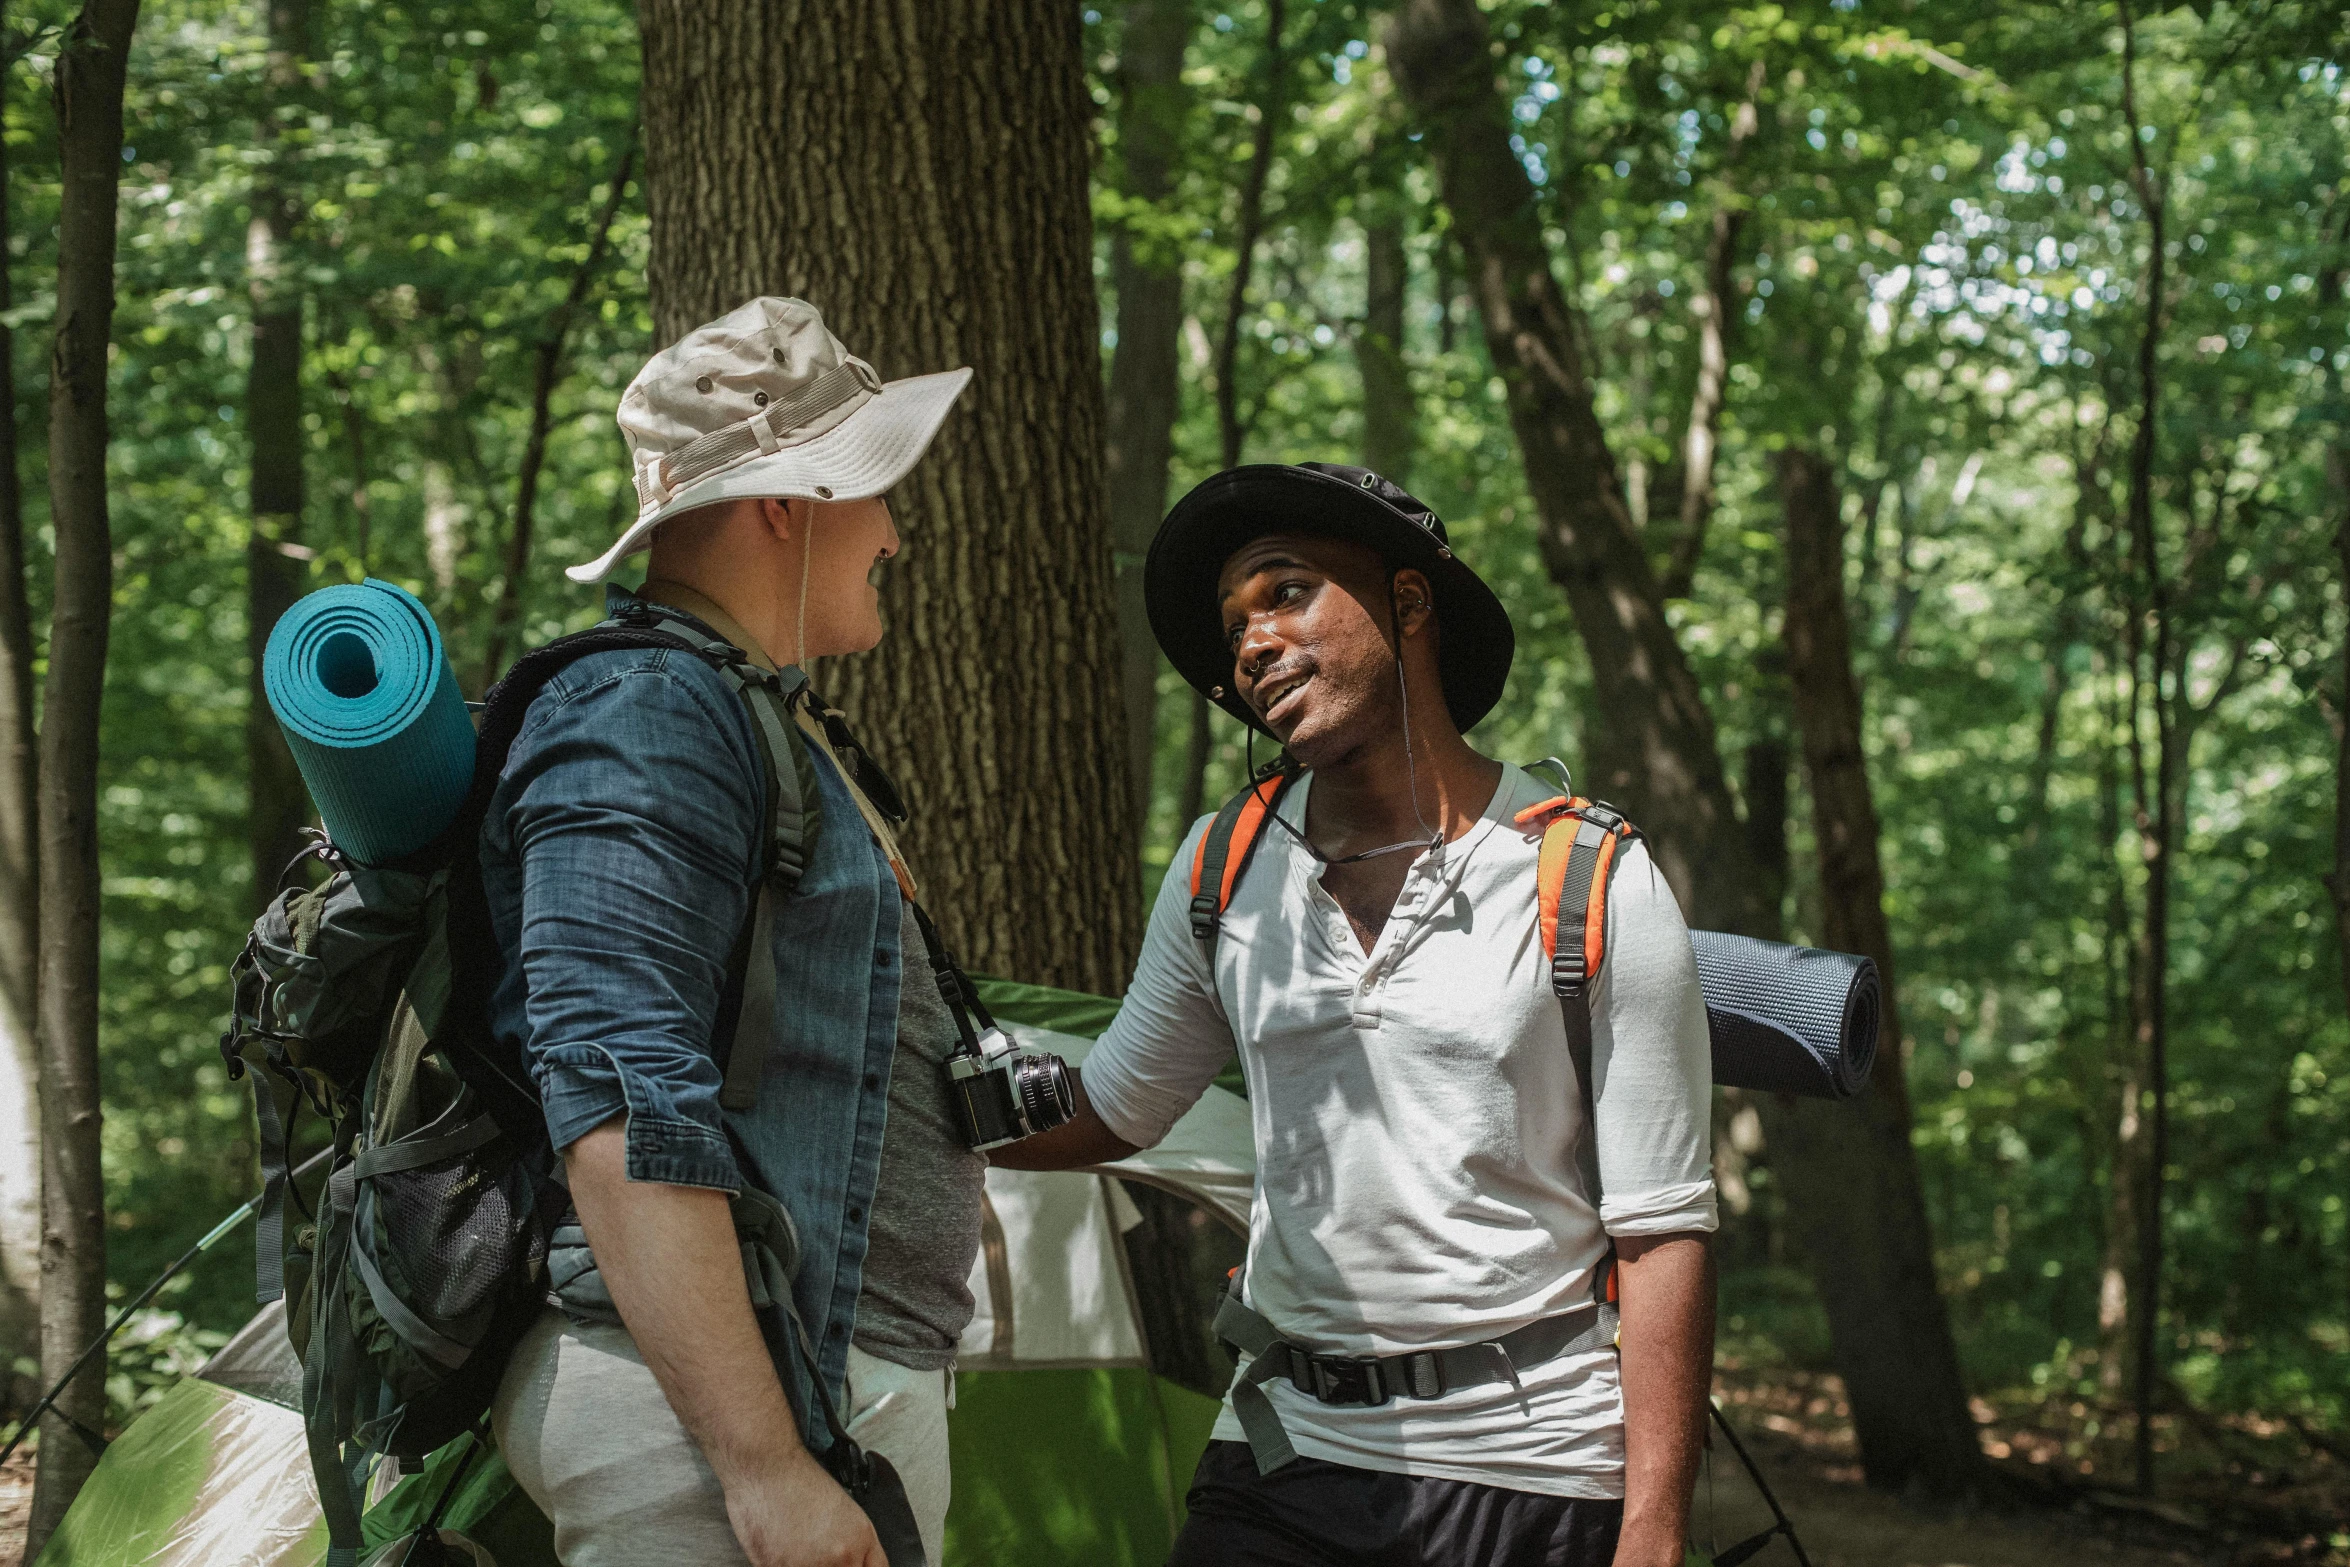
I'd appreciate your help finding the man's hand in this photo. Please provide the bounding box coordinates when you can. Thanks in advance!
[1610,1230,1714,1567]
[567,1120,884,1567]
[724,1443,887,1567]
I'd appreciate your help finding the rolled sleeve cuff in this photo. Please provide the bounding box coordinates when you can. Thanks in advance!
[1079,1061,1181,1153]
[536,1046,744,1194]
[1599,1178,1719,1238]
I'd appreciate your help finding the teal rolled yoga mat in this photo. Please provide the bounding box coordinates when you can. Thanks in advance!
[262,579,476,866]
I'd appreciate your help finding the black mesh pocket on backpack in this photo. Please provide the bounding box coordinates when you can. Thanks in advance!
[370,1142,544,1323]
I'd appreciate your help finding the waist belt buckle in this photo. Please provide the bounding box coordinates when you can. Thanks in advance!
[1296,1351,1390,1408]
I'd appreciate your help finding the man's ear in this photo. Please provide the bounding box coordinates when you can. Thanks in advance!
[756,496,795,542]
[1392,568,1435,637]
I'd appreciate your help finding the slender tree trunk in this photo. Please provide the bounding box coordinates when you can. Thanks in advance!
[1175,691,1213,827]
[1102,0,1193,838]
[1777,445,1985,1499]
[1359,210,1415,485]
[2096,655,2140,1402]
[0,0,45,1412]
[1176,0,1286,825]
[1099,0,1211,1370]
[1740,735,1787,926]
[2317,194,2350,1344]
[246,0,311,909]
[27,0,139,1550]
[1391,0,1984,1496]
[1659,60,1761,601]
[637,0,1141,992]
[1387,0,1760,933]
[1211,0,1284,478]
[2117,4,2173,1493]
[481,136,637,686]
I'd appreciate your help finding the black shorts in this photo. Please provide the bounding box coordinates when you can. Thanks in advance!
[1168,1440,1626,1567]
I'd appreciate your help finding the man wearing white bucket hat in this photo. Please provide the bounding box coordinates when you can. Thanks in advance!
[482,297,984,1567]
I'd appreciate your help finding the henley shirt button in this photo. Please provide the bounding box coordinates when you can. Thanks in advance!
[875,949,891,966]
[847,1206,863,1223]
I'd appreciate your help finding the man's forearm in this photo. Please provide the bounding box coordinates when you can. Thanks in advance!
[1611,1230,1715,1567]
[564,1121,810,1481]
[980,1069,1142,1170]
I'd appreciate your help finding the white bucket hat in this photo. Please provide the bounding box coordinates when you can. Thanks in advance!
[568,296,973,583]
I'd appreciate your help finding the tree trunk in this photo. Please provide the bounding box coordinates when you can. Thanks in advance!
[1390,0,1984,1497]
[27,0,139,1551]
[1359,210,1414,485]
[2117,3,2173,1492]
[1175,690,1213,828]
[637,0,1141,993]
[1388,0,1746,889]
[1777,445,1985,1498]
[0,0,44,1414]
[1102,0,1193,838]
[481,136,637,686]
[1658,62,1761,601]
[1386,0,1761,937]
[1211,0,1285,478]
[246,0,312,909]
[2095,649,2139,1401]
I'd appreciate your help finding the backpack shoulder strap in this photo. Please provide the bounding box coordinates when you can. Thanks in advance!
[1188,763,1302,946]
[1518,791,1641,1314]
[1523,796,1638,1007]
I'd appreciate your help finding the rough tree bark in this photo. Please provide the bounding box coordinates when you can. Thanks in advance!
[1101,0,1193,836]
[1390,0,1985,1497]
[1778,446,1985,1498]
[245,0,311,910]
[2116,3,2173,1493]
[27,0,139,1550]
[1359,206,1415,485]
[0,0,45,1412]
[636,0,1140,993]
[480,136,637,686]
[1658,59,1761,601]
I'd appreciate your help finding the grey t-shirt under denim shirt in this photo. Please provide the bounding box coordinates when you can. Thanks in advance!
[853,900,986,1369]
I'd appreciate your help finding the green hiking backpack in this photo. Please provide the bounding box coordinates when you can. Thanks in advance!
[221,603,929,1567]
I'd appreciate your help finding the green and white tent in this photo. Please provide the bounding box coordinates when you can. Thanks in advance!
[33,980,1249,1567]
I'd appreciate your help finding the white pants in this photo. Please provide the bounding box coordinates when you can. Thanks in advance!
[492,1308,953,1565]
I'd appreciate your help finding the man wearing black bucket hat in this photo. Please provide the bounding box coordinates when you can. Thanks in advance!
[999,463,1719,1567]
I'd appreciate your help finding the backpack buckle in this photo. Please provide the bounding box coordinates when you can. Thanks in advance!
[1552,948,1587,1001]
[1189,892,1222,942]
[1294,1352,1391,1407]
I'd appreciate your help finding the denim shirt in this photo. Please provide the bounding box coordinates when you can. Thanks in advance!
[477,594,903,1441]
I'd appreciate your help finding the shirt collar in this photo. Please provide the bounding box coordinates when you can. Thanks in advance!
[1275,762,1516,877]
[635,578,780,673]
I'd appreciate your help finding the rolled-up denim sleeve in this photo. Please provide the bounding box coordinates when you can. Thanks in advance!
[501,656,763,1192]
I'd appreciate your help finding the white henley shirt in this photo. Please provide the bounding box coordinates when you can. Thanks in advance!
[1081,763,1717,1498]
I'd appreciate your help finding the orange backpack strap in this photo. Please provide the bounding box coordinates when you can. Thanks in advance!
[1189,764,1301,943]
[1517,792,1642,1307]
[1525,798,1637,1003]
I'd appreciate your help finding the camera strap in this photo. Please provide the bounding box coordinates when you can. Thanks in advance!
[906,900,997,1061]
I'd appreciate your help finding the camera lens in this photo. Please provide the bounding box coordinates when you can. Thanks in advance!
[1014,1052,1076,1133]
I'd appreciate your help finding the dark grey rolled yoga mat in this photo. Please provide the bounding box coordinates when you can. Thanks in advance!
[1691,930,1880,1100]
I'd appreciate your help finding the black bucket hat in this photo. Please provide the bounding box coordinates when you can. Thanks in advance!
[1144,462,1515,736]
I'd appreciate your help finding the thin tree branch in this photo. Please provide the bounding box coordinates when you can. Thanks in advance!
[482,131,639,685]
